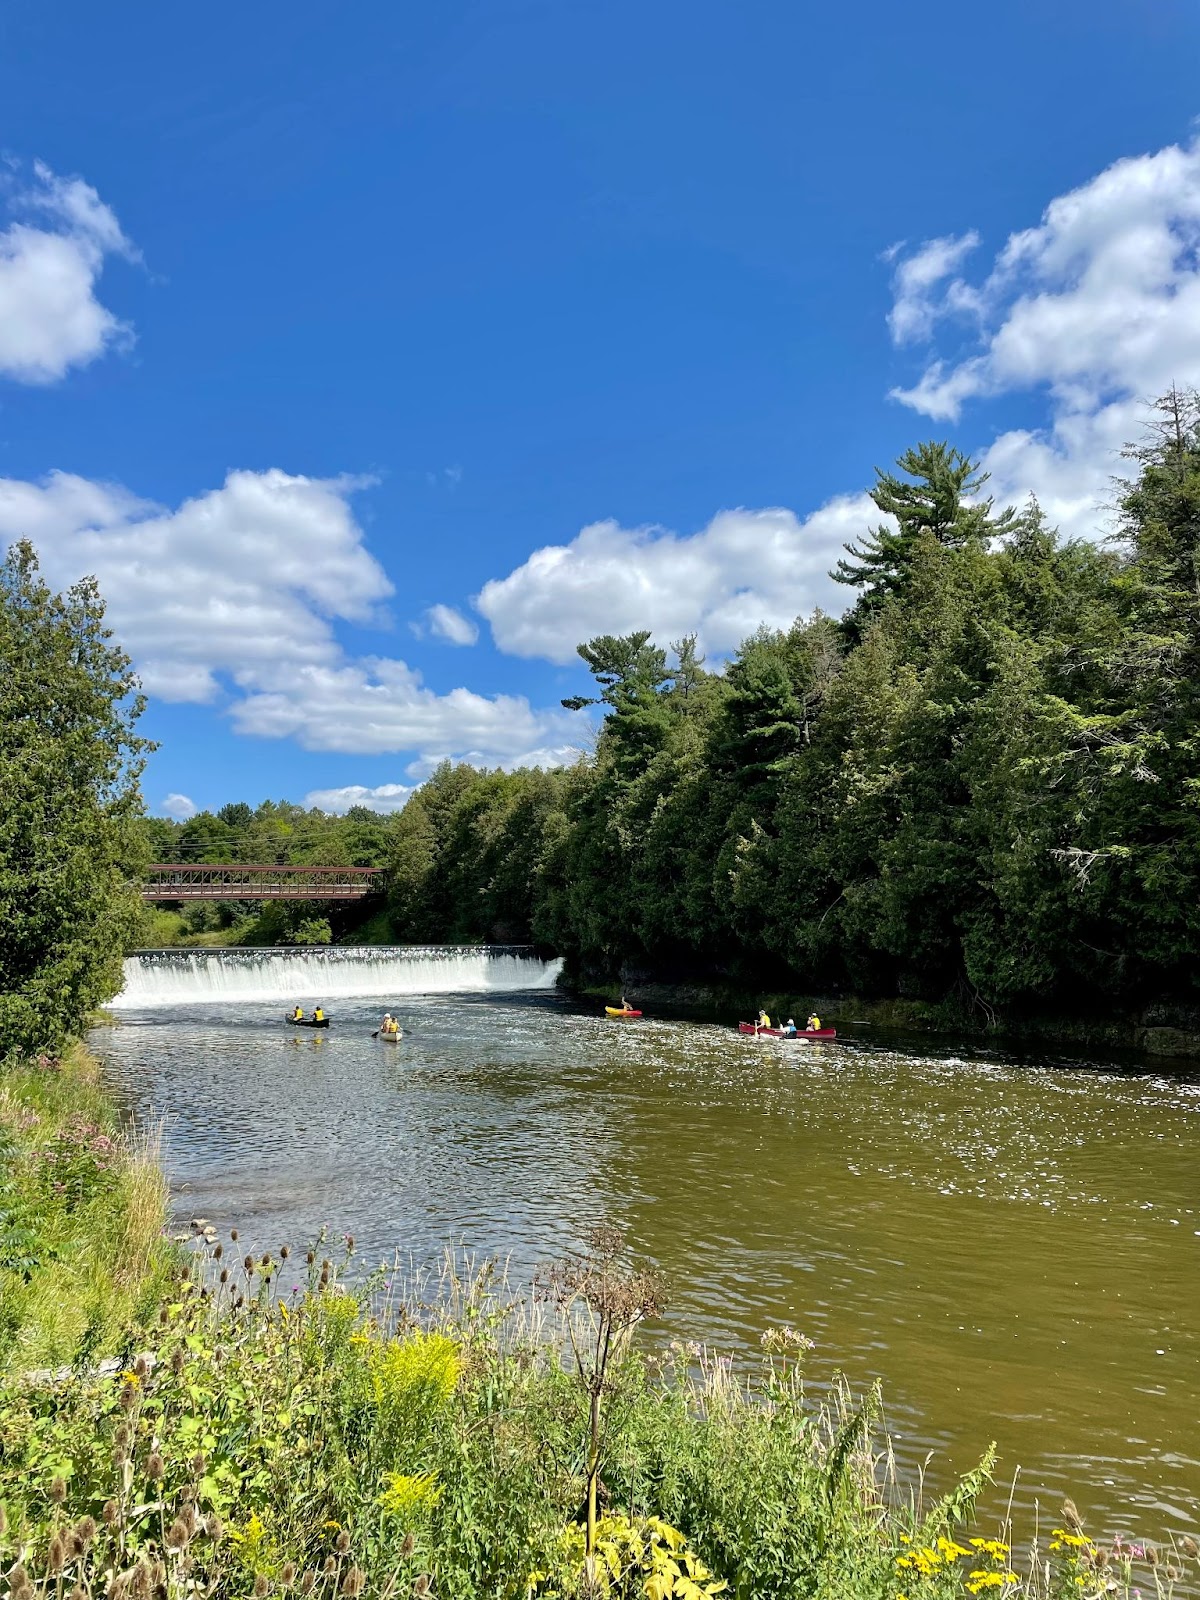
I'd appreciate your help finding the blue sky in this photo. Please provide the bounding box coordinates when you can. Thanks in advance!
[2,0,1199,816]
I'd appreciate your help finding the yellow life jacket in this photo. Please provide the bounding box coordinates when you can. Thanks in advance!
[807,1016,820,1031]
[314,1008,325,1022]
[759,1012,770,1028]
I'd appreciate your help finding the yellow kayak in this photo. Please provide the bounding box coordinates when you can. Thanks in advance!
[605,1006,642,1018]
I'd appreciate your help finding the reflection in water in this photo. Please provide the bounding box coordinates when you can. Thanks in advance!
[91,990,1200,1538]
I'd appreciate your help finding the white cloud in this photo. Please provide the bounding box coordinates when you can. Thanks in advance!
[882,130,1200,540]
[886,230,980,345]
[161,793,197,820]
[0,161,137,384]
[426,602,478,645]
[474,496,871,665]
[304,783,413,814]
[3,465,579,772]
[890,134,1200,420]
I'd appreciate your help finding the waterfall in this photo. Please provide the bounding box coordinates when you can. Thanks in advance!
[113,945,563,1008]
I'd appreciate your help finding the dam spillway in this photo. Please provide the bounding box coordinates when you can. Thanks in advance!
[113,945,563,1008]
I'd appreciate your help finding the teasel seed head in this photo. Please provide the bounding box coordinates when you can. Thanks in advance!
[230,1228,239,1242]
[334,1531,351,1556]
[1167,1566,1180,1581]
[189,1451,206,1476]
[107,1575,129,1600]
[50,1475,68,1503]
[48,1534,67,1573]
[102,1499,120,1527]
[281,1561,297,1586]
[119,1383,137,1413]
[306,1250,315,1266]
[133,1355,151,1380]
[146,1453,164,1482]
[70,1586,88,1600]
[1061,1498,1082,1532]
[131,1561,152,1599]
[1094,1547,1110,1569]
[74,1516,97,1546]
[401,1533,415,1558]
[261,1253,271,1267]
[244,1255,255,1273]
[342,1567,365,1597]
[205,1515,224,1544]
[212,1241,223,1260]
[9,1567,29,1590]
[165,1519,191,1552]
[115,1423,130,1447]
[1179,1535,1199,1559]
[171,1345,186,1376]
[319,1270,330,1290]
[158,1306,170,1327]
[280,1245,290,1261]
[1147,1544,1160,1567]
[253,1575,270,1598]
[219,1268,230,1284]
[69,1533,86,1558]
[299,1572,316,1596]
[414,1574,430,1596]
[323,1557,337,1576]
[345,1235,354,1252]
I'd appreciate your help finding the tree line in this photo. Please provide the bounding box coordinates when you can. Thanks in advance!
[6,391,1199,1049]
[381,391,1200,1022]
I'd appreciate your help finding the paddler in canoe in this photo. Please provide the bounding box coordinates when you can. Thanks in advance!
[289,1004,304,1024]
[806,1011,821,1033]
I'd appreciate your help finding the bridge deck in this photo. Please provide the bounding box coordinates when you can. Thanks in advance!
[142,863,381,902]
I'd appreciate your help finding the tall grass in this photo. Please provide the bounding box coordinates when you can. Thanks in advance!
[0,1044,174,1371]
[0,1236,1192,1600]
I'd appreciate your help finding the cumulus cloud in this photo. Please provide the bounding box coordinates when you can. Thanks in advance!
[474,496,871,665]
[160,793,197,820]
[882,131,1200,540]
[0,160,137,384]
[425,602,478,645]
[304,783,413,814]
[4,465,579,772]
[886,230,980,345]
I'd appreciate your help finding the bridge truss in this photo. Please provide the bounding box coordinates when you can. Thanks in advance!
[142,864,381,902]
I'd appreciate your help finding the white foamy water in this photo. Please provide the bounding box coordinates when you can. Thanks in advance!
[113,945,563,1008]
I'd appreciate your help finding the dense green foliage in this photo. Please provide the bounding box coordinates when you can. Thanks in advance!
[0,543,150,1055]
[351,394,1200,1022]
[0,1044,171,1369]
[144,395,1200,1022]
[1,1237,1178,1600]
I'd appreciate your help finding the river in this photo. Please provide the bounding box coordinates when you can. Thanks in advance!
[95,945,1200,1545]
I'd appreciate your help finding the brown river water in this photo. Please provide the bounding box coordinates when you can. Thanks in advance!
[97,949,1200,1547]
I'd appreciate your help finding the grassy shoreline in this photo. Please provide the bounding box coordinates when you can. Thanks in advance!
[0,1042,173,1373]
[2,1235,1193,1600]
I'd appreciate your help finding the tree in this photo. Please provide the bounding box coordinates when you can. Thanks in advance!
[832,442,1016,622]
[0,541,152,1057]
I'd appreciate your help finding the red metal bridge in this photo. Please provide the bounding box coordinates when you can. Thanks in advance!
[142,864,381,902]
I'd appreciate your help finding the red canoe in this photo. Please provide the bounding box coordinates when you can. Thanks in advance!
[738,1023,836,1040]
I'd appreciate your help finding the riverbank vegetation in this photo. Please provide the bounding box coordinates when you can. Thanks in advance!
[0,1043,171,1371]
[155,396,1200,1037]
[1,1230,1190,1600]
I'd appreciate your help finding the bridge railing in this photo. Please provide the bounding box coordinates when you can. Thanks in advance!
[142,864,381,902]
